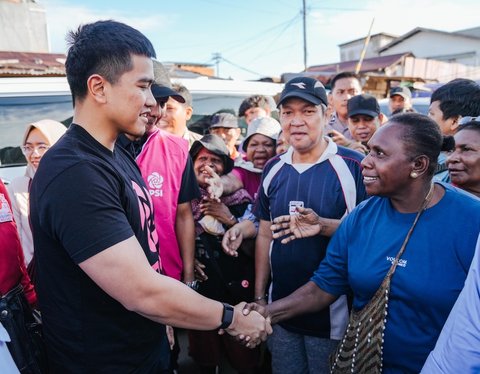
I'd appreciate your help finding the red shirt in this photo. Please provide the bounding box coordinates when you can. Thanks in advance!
[0,180,37,306]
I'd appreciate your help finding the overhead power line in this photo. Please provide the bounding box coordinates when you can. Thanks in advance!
[220,56,267,78]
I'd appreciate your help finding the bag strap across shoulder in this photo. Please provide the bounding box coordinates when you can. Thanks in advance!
[386,183,435,279]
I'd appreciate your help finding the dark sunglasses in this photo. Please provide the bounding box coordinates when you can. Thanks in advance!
[458,116,480,126]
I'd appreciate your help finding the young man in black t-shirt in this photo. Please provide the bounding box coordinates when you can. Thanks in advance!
[29,20,270,373]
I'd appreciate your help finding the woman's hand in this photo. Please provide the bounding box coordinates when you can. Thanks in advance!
[194,259,208,281]
[203,165,223,202]
[271,207,322,244]
[222,225,243,257]
[200,198,236,226]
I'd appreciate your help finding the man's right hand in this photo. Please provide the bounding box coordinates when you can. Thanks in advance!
[225,302,272,348]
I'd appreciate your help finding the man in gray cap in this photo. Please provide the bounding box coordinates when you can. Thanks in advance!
[209,112,242,161]
[389,86,413,115]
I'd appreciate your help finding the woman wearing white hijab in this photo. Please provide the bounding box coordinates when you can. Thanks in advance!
[7,119,66,265]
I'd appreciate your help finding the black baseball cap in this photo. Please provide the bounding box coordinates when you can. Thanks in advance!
[389,86,411,99]
[347,94,380,118]
[151,60,185,103]
[190,134,234,174]
[277,77,328,107]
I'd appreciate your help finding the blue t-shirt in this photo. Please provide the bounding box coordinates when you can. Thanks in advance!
[312,183,480,373]
[421,233,480,373]
[254,140,367,338]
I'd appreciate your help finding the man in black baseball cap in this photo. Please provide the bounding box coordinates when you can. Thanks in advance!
[347,94,382,154]
[254,76,367,373]
[277,76,328,107]
[149,60,185,130]
[389,86,413,115]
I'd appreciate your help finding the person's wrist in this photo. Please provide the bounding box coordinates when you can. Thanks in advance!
[315,217,324,236]
[253,294,268,302]
[219,303,235,330]
[184,280,199,290]
[228,214,237,226]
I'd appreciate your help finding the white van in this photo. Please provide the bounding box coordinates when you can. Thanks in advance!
[0,76,283,183]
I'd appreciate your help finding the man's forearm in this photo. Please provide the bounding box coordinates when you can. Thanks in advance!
[176,202,195,282]
[221,173,243,195]
[254,221,272,300]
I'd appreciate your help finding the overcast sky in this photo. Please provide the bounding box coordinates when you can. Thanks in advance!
[40,0,480,80]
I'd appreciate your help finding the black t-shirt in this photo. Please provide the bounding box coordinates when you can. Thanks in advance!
[30,124,169,373]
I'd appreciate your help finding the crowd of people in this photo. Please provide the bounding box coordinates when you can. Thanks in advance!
[1,19,480,374]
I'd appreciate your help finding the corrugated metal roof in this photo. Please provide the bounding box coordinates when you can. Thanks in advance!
[0,51,66,76]
[307,53,412,74]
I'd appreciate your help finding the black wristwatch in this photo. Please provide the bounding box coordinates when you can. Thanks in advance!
[219,303,234,330]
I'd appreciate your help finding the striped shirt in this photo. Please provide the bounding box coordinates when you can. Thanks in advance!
[254,138,367,338]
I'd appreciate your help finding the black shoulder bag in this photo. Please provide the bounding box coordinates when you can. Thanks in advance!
[0,284,48,374]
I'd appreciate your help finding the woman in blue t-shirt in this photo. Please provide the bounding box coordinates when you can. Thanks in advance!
[244,113,480,373]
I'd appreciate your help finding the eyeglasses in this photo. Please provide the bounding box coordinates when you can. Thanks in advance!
[21,145,50,155]
[458,116,480,126]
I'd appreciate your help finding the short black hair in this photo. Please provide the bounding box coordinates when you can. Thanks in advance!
[430,78,480,121]
[65,20,156,103]
[172,83,192,108]
[390,113,447,176]
[330,72,361,91]
[238,95,270,117]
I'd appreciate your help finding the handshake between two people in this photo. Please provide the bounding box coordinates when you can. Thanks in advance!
[221,302,272,348]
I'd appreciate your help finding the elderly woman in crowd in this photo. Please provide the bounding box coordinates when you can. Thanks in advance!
[188,134,259,374]
[231,116,281,199]
[245,113,480,373]
[447,116,480,197]
[7,119,66,266]
[221,117,281,256]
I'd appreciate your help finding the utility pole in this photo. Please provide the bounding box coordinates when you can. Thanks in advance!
[355,18,375,74]
[212,52,222,77]
[302,0,307,71]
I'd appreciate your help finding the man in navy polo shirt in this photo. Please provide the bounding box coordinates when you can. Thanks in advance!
[253,76,368,373]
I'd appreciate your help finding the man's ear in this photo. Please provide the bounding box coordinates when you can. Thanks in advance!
[87,74,107,104]
[185,106,193,121]
[451,115,461,133]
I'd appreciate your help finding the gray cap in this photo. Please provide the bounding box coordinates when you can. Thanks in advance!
[389,86,411,99]
[209,113,239,129]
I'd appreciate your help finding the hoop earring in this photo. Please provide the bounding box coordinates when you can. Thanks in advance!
[410,172,418,179]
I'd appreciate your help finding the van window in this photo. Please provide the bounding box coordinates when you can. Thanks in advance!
[0,95,73,167]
